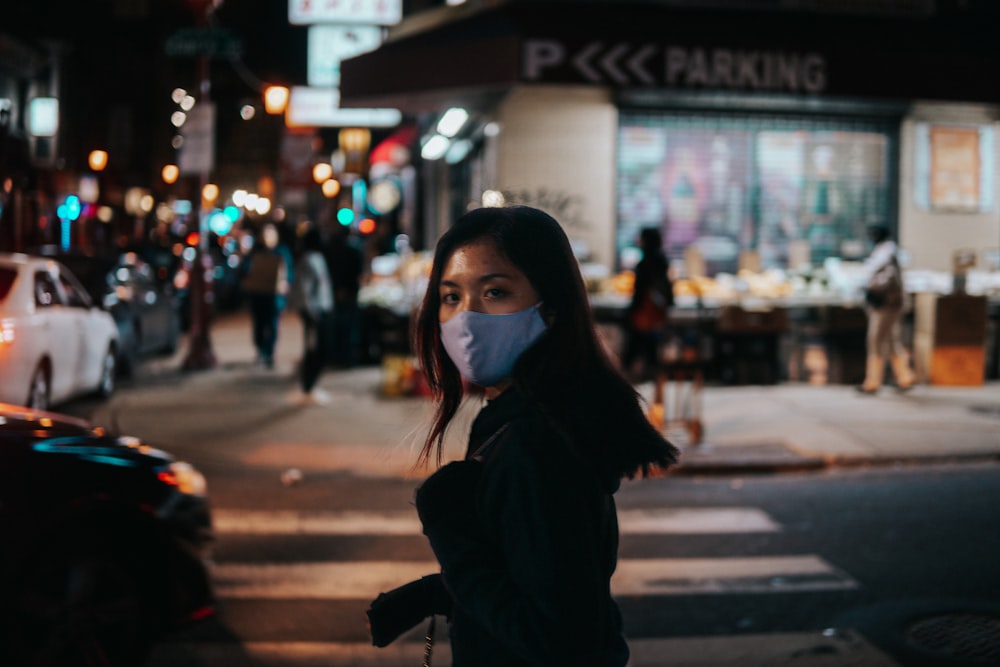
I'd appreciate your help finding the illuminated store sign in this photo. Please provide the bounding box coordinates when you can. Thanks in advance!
[523,40,827,93]
[289,0,401,25]
[286,87,401,128]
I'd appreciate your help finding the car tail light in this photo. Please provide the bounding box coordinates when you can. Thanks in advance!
[0,318,14,345]
[157,461,208,496]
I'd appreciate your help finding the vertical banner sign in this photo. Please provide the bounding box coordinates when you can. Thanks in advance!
[308,25,383,87]
[179,103,216,175]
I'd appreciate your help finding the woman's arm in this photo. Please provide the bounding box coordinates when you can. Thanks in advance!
[418,421,612,665]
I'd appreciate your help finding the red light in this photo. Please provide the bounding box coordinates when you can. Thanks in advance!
[185,231,200,246]
[157,470,179,487]
[358,217,376,234]
[188,605,216,621]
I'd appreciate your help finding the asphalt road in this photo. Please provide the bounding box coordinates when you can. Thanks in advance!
[57,364,1000,667]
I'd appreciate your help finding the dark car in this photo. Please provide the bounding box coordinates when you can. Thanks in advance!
[0,402,215,667]
[48,250,183,377]
[128,238,245,332]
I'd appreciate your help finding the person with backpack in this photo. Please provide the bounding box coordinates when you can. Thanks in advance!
[857,224,915,394]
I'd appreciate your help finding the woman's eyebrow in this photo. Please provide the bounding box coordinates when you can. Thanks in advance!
[440,272,514,288]
[477,272,514,282]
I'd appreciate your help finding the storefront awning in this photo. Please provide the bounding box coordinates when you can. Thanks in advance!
[339,2,1000,111]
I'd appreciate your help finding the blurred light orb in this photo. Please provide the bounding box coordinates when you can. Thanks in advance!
[312,162,333,183]
[140,194,155,213]
[483,122,501,137]
[180,95,196,111]
[263,85,290,115]
[240,105,256,120]
[171,135,184,150]
[97,206,114,223]
[232,189,248,207]
[421,134,450,161]
[161,164,179,184]
[244,193,259,210]
[171,88,187,104]
[170,111,187,128]
[254,197,271,215]
[321,179,341,198]
[88,150,108,171]
[202,183,220,202]
[482,190,505,207]
[436,107,469,138]
[336,208,354,226]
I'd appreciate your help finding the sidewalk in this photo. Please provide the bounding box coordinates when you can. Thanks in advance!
[95,310,1000,478]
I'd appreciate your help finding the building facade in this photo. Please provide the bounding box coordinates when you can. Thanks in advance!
[341,0,1000,276]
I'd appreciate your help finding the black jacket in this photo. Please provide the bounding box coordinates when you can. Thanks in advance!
[627,251,673,318]
[418,386,638,667]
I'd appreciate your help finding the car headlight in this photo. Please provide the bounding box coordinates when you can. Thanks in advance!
[157,461,208,496]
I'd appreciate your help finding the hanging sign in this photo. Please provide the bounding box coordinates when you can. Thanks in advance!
[289,0,401,26]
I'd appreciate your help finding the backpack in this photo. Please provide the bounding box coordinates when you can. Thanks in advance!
[864,256,903,309]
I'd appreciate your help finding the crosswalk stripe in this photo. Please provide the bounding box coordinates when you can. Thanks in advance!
[147,631,897,666]
[211,507,780,535]
[210,555,856,599]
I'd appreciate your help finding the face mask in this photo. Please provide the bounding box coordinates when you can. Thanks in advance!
[440,304,547,387]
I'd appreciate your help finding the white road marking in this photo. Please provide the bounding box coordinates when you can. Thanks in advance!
[147,631,898,666]
[211,555,856,599]
[211,507,780,536]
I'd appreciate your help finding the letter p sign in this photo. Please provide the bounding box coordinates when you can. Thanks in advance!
[523,40,565,80]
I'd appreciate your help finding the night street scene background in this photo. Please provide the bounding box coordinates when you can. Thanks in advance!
[1,1,999,666]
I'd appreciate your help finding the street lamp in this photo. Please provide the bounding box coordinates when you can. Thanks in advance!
[88,150,108,172]
[312,162,333,184]
[162,164,180,185]
[263,85,289,115]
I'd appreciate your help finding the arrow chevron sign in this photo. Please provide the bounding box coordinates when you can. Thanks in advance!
[522,39,827,94]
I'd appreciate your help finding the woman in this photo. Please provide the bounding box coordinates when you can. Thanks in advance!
[857,225,914,394]
[367,206,677,666]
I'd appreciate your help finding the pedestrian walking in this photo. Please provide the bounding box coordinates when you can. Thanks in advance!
[288,227,334,403]
[857,224,915,394]
[323,219,365,368]
[240,223,289,369]
[622,226,674,382]
[366,205,678,666]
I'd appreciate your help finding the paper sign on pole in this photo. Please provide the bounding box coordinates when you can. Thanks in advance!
[179,104,215,175]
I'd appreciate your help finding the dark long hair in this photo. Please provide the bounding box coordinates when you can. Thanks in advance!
[414,206,676,475]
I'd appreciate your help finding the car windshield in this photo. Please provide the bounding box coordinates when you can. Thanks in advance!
[0,267,16,303]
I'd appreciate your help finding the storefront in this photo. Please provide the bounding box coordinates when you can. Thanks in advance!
[341,1,1000,382]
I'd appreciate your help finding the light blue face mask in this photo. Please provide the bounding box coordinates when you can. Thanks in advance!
[440,304,547,387]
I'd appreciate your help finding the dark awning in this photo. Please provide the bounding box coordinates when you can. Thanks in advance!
[339,2,1000,110]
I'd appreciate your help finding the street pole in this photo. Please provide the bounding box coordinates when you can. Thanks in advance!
[182,0,218,370]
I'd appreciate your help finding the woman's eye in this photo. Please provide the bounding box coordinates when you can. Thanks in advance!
[485,287,506,299]
[440,292,458,304]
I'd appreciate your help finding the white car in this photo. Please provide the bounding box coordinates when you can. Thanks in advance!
[0,253,119,409]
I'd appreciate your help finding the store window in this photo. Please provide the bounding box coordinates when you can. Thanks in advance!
[914,123,995,213]
[618,112,897,275]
